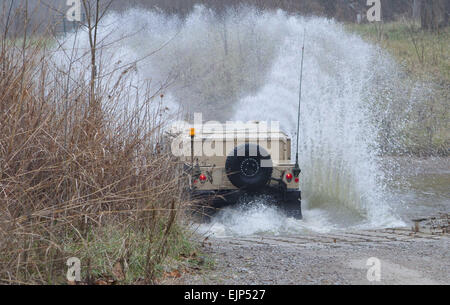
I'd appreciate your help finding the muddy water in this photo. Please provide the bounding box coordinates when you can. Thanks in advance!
[387,157,450,221]
[197,158,449,237]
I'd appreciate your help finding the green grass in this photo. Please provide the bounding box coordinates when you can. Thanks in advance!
[346,21,449,156]
[346,21,450,82]
[61,223,200,285]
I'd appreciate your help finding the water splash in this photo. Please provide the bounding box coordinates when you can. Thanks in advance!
[230,13,404,229]
[196,200,337,238]
[55,6,407,234]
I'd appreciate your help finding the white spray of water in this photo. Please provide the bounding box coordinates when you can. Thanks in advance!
[232,14,406,232]
[55,6,406,236]
[196,197,338,237]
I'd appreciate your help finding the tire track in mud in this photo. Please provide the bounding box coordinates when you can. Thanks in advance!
[208,214,449,248]
[212,228,447,249]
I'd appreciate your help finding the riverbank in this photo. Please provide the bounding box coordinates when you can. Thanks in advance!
[346,22,449,156]
[166,222,449,285]
[163,156,449,285]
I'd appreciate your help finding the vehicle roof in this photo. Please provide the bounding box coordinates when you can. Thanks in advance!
[170,122,291,140]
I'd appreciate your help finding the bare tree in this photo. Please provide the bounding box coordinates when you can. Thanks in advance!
[81,0,114,128]
[421,0,447,31]
[413,0,421,22]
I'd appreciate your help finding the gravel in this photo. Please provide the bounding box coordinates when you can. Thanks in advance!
[168,227,450,285]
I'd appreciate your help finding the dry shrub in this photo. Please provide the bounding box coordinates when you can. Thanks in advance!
[0,5,189,284]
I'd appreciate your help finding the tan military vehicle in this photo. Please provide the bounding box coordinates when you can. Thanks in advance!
[170,121,302,219]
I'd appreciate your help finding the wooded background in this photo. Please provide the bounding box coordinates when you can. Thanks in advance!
[1,0,449,35]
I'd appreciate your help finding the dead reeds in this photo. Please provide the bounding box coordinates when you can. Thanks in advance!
[0,0,189,285]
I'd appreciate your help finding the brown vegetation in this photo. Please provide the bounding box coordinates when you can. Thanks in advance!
[0,1,191,284]
[347,21,449,156]
[4,0,448,34]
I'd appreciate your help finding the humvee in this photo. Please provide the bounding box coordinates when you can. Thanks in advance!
[170,122,302,220]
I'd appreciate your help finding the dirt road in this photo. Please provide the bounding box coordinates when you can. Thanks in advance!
[169,217,449,285]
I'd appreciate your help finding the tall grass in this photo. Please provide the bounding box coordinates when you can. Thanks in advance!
[346,21,449,156]
[0,4,190,285]
[346,21,450,81]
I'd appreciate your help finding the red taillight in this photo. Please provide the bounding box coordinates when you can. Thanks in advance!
[199,174,207,182]
[295,178,300,183]
[286,173,293,182]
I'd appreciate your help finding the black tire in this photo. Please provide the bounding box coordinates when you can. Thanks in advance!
[225,144,273,191]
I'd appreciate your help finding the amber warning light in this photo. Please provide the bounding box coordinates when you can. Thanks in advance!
[190,128,196,137]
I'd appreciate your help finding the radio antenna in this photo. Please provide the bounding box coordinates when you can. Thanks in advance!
[294,29,306,177]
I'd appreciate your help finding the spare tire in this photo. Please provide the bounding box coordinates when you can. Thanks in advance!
[225,144,273,191]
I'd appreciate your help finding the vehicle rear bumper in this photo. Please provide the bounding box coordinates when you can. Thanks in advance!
[190,187,302,219]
